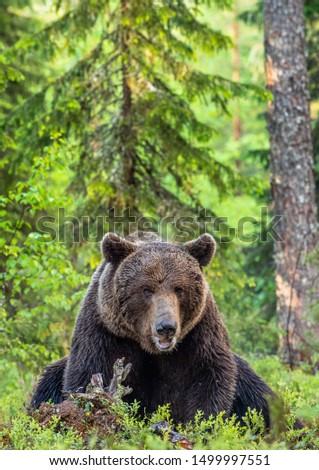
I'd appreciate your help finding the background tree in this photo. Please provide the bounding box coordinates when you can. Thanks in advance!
[4,0,248,227]
[264,0,319,366]
[1,0,259,385]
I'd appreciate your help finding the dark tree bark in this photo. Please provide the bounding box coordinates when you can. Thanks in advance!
[264,0,319,366]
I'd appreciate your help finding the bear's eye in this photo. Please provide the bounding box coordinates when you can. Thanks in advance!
[143,288,154,298]
[175,287,184,298]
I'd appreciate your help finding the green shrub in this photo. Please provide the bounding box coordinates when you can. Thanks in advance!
[1,356,318,450]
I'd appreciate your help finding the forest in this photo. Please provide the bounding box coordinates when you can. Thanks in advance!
[0,0,319,451]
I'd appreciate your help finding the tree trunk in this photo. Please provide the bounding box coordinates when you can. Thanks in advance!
[264,0,319,366]
[120,0,137,215]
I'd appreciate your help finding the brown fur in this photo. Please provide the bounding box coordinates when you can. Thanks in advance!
[31,232,276,425]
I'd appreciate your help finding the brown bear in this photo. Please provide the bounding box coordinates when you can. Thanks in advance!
[31,232,277,426]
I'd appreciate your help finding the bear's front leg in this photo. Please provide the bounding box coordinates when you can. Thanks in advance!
[173,372,237,424]
[62,326,145,399]
[62,325,117,396]
[63,349,109,396]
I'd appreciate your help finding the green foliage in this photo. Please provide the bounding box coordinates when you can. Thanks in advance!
[1,0,252,222]
[0,392,83,449]
[238,1,263,29]
[0,119,88,383]
[1,357,318,450]
[0,1,42,110]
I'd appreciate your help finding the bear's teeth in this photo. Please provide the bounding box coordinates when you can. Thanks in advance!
[154,336,176,351]
[158,340,171,348]
[153,336,176,351]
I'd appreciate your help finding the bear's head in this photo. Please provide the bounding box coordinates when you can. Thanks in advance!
[98,232,216,355]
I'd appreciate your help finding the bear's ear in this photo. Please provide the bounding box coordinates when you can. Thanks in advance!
[101,233,136,264]
[184,233,216,266]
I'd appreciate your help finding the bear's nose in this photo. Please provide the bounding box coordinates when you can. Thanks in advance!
[156,320,177,338]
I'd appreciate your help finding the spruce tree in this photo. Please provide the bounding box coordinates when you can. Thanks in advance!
[0,0,255,375]
[2,0,249,227]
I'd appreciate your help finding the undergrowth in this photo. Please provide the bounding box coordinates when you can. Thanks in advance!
[0,356,318,450]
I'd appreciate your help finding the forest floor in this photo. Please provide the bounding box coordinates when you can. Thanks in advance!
[0,356,319,450]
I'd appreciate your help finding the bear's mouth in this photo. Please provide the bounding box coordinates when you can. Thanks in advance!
[153,336,177,352]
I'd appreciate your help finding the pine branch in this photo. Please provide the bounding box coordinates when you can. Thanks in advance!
[2,0,110,61]
[4,42,118,126]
